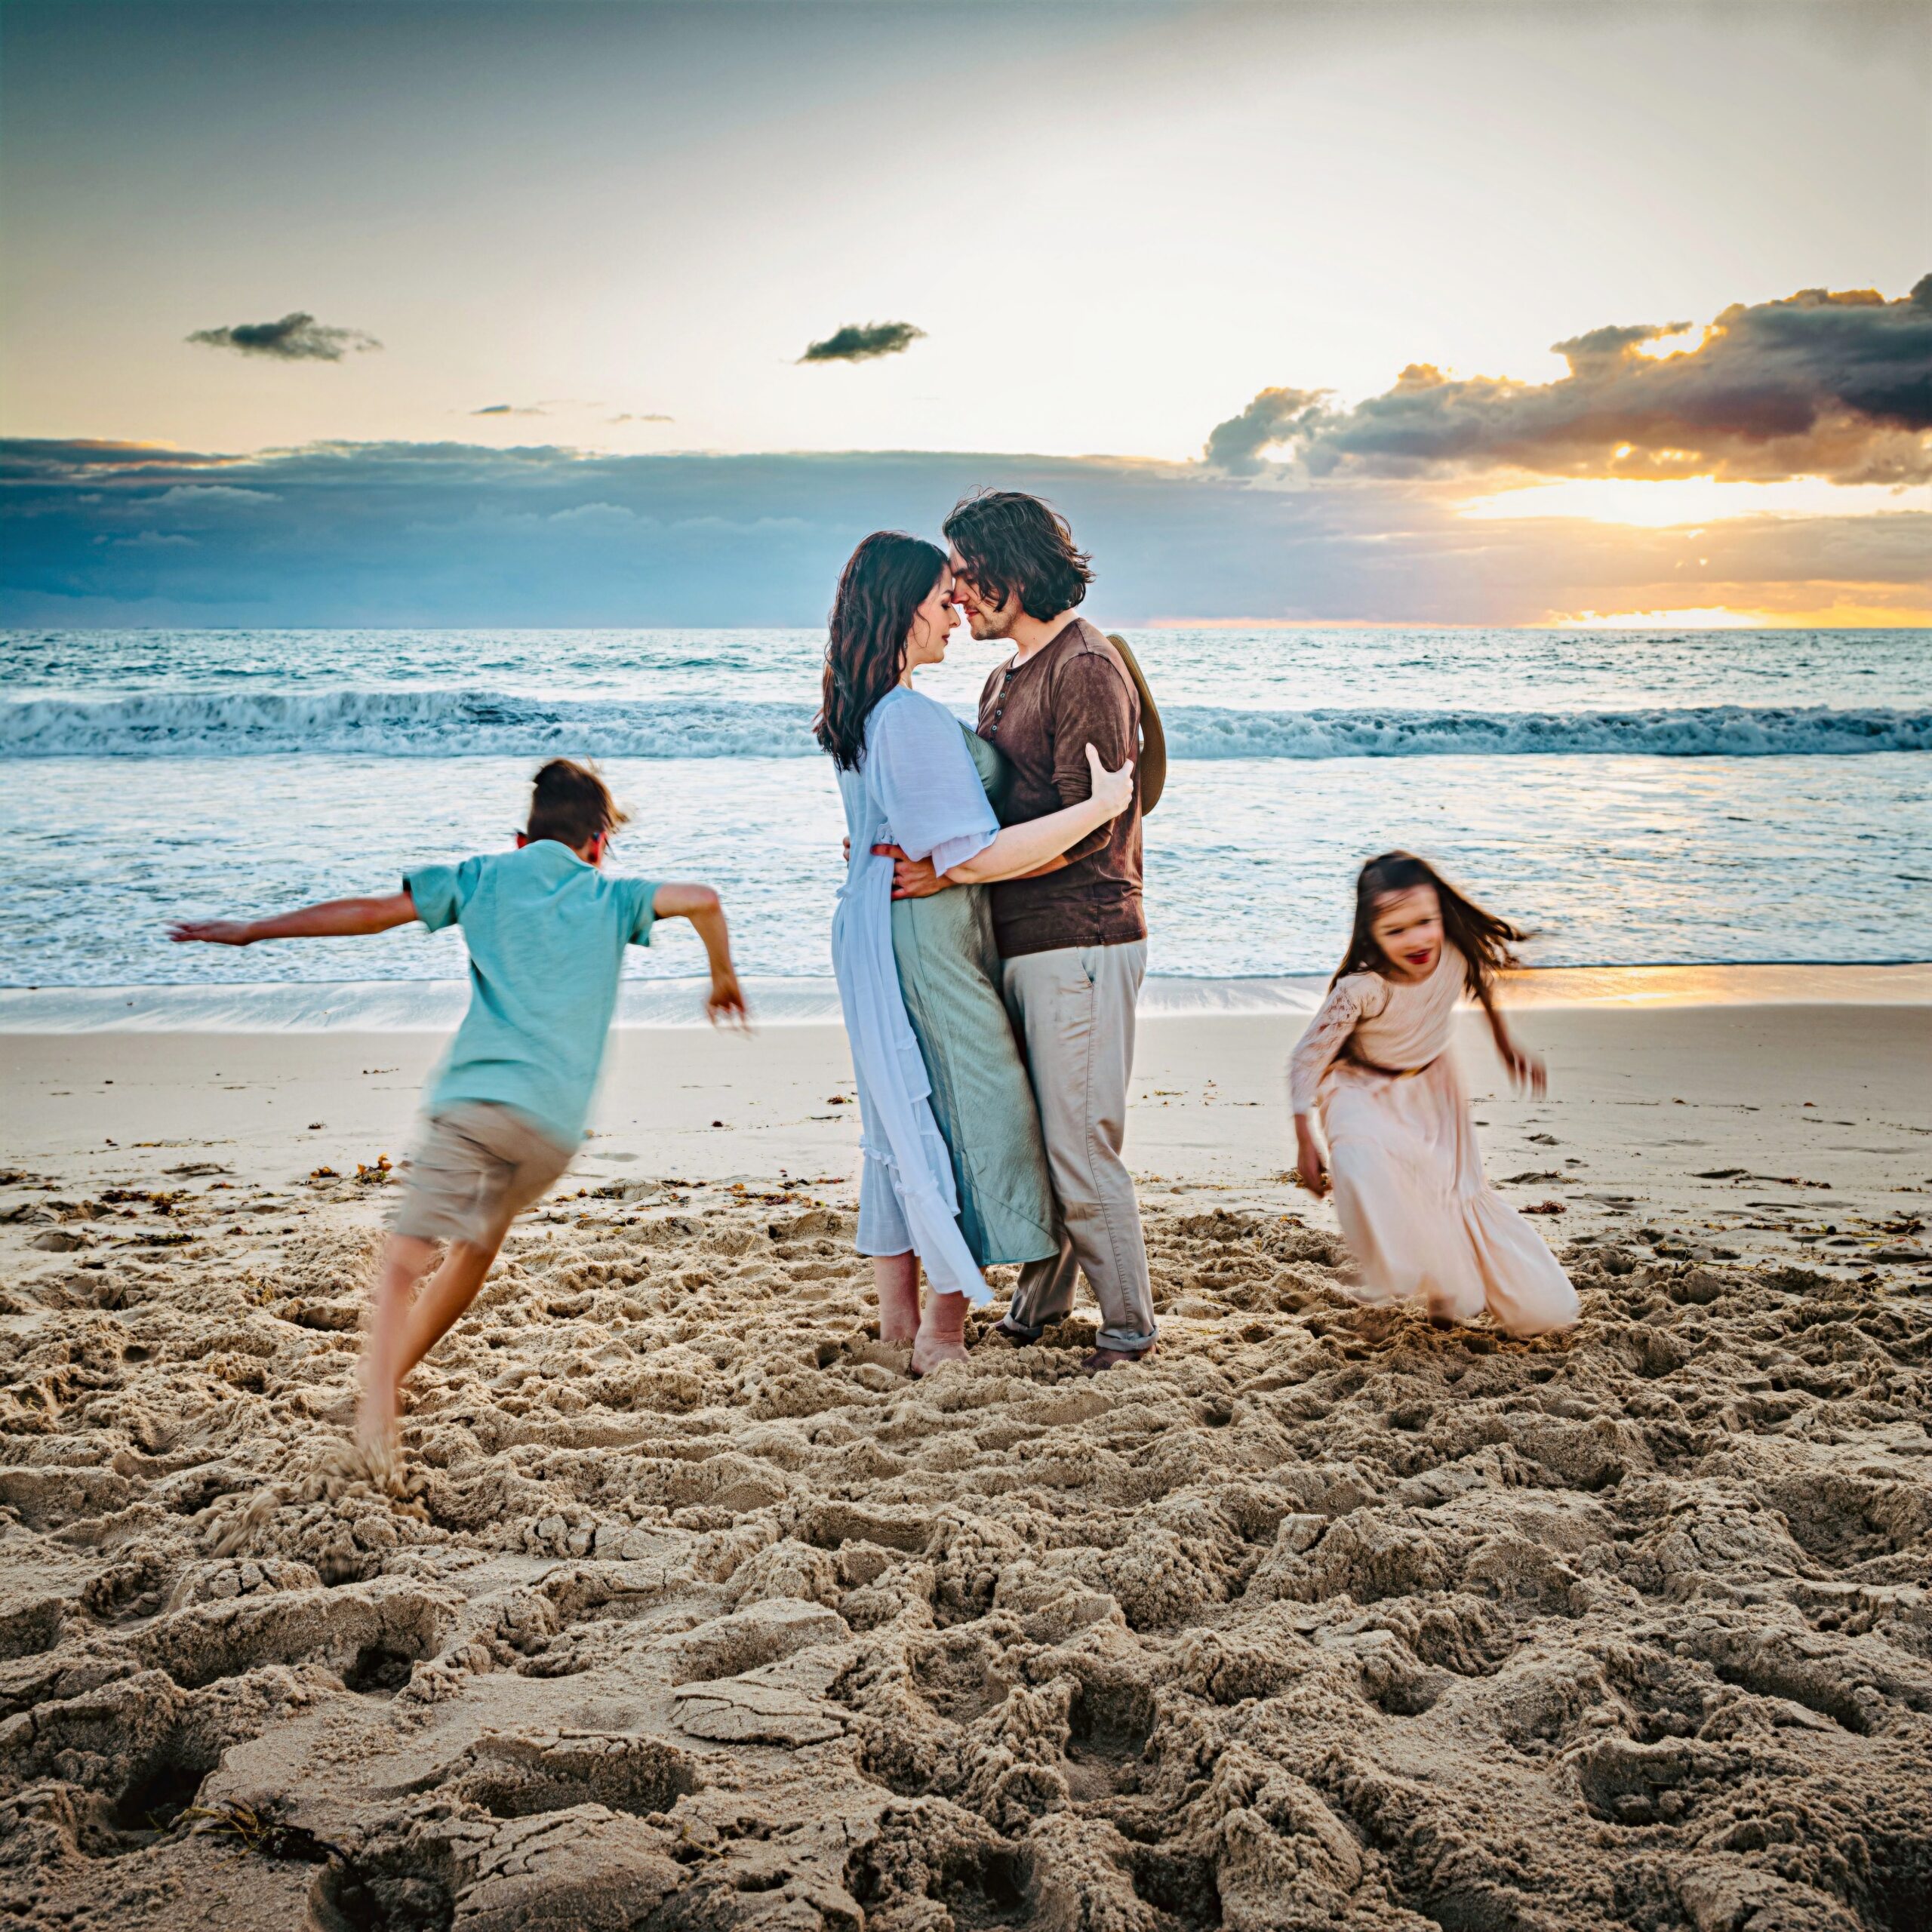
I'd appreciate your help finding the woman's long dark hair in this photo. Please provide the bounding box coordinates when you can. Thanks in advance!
[814,531,946,770]
[1334,851,1527,1000]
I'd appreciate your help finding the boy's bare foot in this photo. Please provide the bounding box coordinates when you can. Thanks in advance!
[355,1384,400,1459]
[318,1432,417,1501]
[911,1291,969,1377]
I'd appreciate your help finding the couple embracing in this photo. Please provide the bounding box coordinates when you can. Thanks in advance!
[816,491,1158,1377]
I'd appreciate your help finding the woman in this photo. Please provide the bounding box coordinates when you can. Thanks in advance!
[817,532,1134,1374]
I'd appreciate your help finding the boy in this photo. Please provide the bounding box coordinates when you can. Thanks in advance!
[170,757,746,1475]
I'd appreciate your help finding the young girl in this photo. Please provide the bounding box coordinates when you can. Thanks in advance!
[1289,852,1579,1337]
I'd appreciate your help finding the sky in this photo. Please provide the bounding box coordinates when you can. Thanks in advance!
[2,0,1927,627]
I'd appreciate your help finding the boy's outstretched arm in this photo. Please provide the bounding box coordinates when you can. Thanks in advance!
[651,883,749,1029]
[170,890,419,948]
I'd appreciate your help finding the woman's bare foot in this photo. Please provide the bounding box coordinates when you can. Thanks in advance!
[875,1254,922,1346]
[911,1291,969,1377]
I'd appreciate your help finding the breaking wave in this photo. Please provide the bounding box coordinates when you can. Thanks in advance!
[5,688,1927,758]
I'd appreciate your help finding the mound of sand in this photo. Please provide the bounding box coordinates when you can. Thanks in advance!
[2,1169,1930,1930]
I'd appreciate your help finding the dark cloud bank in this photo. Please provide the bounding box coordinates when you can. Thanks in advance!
[8,280,1924,625]
[186,312,382,362]
[1208,278,1932,484]
[4,435,1924,626]
[799,321,925,364]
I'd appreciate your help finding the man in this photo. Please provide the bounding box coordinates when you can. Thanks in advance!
[882,490,1156,1372]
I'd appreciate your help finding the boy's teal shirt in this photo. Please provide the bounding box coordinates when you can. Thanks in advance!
[405,841,660,1149]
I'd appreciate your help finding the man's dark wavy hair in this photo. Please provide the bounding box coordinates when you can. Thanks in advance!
[1335,851,1528,1001]
[814,531,947,770]
[943,489,1093,621]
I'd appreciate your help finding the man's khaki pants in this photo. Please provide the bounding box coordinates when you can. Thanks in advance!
[1000,941,1156,1351]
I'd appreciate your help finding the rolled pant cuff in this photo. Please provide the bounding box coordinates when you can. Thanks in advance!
[1097,1326,1158,1352]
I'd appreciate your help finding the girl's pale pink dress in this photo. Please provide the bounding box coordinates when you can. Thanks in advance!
[1289,948,1579,1337]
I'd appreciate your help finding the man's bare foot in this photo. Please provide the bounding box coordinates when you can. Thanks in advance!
[1080,1343,1155,1376]
[988,1317,1041,1347]
[911,1291,969,1377]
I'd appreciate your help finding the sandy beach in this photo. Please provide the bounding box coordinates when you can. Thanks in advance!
[2,975,1928,1929]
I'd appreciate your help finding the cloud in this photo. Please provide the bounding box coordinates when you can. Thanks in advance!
[4,435,1925,627]
[547,501,635,525]
[1208,276,1932,484]
[473,402,546,417]
[609,413,675,424]
[1201,386,1328,476]
[155,484,278,504]
[0,438,235,475]
[186,312,381,361]
[1549,320,1693,371]
[798,321,925,365]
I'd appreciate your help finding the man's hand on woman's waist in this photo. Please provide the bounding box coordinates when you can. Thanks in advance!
[872,844,950,900]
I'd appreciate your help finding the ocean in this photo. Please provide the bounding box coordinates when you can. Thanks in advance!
[3,626,1927,1002]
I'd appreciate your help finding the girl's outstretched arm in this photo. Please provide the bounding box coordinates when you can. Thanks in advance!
[169,891,419,947]
[1476,984,1546,1097]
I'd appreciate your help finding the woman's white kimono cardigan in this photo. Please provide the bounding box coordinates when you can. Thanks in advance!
[831,688,1000,1303]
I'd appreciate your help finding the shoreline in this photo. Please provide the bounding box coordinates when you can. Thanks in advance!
[5,998,1927,1274]
[3,959,1930,1032]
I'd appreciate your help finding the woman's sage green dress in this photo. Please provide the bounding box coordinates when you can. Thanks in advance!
[888,725,1058,1268]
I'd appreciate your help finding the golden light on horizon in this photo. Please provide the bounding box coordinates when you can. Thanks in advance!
[1458,476,1932,528]
[1546,603,1932,629]
[1552,607,1772,629]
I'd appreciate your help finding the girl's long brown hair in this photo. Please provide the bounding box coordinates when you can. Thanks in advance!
[814,531,946,770]
[1335,851,1527,1000]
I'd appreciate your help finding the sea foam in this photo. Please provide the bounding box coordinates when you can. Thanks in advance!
[5,690,1927,758]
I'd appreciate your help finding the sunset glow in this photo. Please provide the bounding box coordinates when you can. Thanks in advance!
[1546,604,1932,631]
[1460,478,1932,528]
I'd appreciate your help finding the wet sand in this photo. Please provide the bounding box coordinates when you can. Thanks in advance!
[2,986,1928,1928]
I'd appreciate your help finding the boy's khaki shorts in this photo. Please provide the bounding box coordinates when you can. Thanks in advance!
[389,1102,574,1250]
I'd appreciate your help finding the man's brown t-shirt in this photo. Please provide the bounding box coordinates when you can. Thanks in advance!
[977,618,1145,959]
